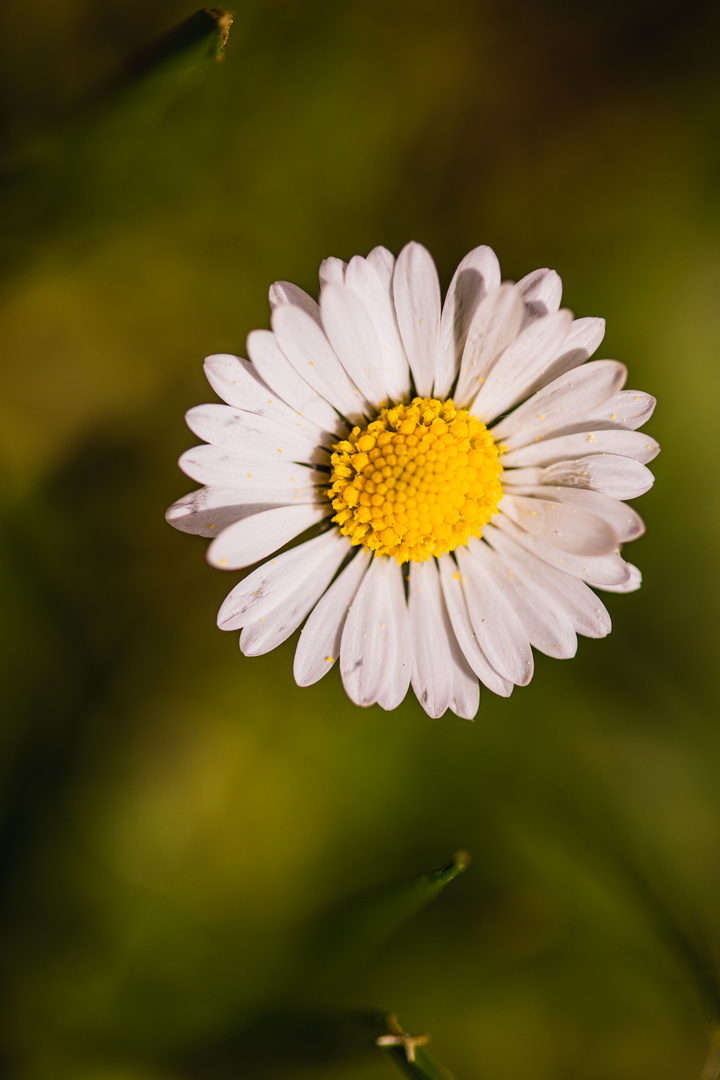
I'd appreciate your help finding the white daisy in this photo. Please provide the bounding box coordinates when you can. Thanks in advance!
[167,243,658,719]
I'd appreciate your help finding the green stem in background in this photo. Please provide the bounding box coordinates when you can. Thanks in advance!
[700,1026,720,1080]
[377,1014,457,1080]
[153,854,471,1076]
[302,850,472,996]
[0,8,232,278]
[542,781,720,1080]
[563,796,720,1022]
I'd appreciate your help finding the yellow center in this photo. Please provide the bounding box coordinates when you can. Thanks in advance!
[329,396,504,564]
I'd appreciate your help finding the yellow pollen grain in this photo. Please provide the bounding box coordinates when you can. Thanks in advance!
[328,396,503,564]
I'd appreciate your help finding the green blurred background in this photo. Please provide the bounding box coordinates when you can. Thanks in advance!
[1,1,720,1077]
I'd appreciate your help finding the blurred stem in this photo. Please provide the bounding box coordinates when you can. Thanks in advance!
[384,1048,457,1080]
[301,850,471,995]
[0,8,232,280]
[377,1014,457,1080]
[700,1027,720,1080]
[542,763,720,1024]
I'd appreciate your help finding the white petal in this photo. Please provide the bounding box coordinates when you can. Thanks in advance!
[516,268,563,323]
[455,541,534,685]
[551,314,605,357]
[344,255,410,402]
[449,666,481,721]
[454,284,525,407]
[408,560,453,717]
[340,557,411,710]
[218,530,349,629]
[518,316,608,397]
[204,354,326,439]
[472,536,578,659]
[471,309,574,423]
[166,492,279,536]
[590,563,642,593]
[320,282,388,403]
[236,534,351,656]
[493,359,628,448]
[169,476,319,530]
[548,315,604,365]
[573,389,656,431]
[503,485,645,543]
[294,548,371,686]
[483,522,611,638]
[538,454,655,500]
[393,242,442,396]
[493,511,631,586]
[366,245,395,286]
[434,245,501,399]
[246,329,340,431]
[319,257,346,288]
[269,281,322,324]
[437,554,513,696]
[203,354,283,416]
[409,559,479,719]
[207,504,328,570]
[185,404,323,460]
[170,485,303,518]
[178,444,326,487]
[272,303,370,423]
[499,493,618,555]
[502,429,660,468]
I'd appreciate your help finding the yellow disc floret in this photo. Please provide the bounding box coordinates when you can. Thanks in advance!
[329,396,504,564]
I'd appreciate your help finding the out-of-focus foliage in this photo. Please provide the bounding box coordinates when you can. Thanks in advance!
[2,2,720,1078]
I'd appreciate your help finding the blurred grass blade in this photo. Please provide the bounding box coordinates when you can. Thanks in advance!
[383,1045,457,1080]
[301,851,471,993]
[0,8,232,275]
[547,781,720,1023]
[377,1014,458,1080]
[700,1026,720,1080]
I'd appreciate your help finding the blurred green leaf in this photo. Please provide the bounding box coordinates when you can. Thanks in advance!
[0,8,232,276]
[298,851,471,995]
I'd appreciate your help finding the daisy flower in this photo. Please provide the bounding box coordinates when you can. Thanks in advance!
[167,243,658,719]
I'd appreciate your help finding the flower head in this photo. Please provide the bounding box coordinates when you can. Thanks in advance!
[167,243,658,718]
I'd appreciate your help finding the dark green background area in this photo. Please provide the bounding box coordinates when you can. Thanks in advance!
[1,2,720,1077]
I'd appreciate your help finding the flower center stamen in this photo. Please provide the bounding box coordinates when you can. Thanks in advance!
[329,396,503,564]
